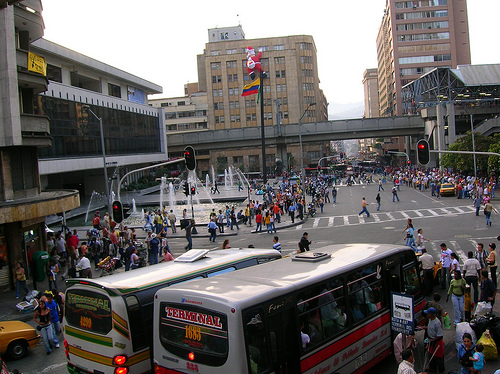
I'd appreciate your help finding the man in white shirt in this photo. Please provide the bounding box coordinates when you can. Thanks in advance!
[463,250,482,305]
[419,248,435,296]
[76,253,92,278]
[397,349,422,374]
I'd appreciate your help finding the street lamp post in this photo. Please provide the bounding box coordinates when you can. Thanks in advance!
[83,105,110,213]
[470,113,477,180]
[299,102,316,199]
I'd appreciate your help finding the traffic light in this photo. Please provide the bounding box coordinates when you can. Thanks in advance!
[317,165,321,172]
[407,159,411,166]
[190,186,196,195]
[417,139,430,165]
[112,200,123,223]
[184,146,196,171]
[183,183,190,196]
[384,149,388,156]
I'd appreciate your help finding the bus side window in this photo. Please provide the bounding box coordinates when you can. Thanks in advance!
[244,310,269,374]
[125,295,148,352]
[207,267,236,277]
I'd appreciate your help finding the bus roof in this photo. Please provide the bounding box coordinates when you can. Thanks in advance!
[157,244,414,305]
[66,248,281,296]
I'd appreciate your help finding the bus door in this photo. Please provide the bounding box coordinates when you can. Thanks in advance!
[244,306,299,374]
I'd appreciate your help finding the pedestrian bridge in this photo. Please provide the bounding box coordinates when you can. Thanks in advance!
[166,116,425,153]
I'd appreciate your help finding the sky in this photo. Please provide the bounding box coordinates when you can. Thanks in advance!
[41,0,500,114]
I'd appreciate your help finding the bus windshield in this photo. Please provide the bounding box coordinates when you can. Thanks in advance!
[65,289,112,335]
[159,302,228,366]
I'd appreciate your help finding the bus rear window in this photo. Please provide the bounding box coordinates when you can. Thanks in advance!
[159,302,228,366]
[65,289,112,334]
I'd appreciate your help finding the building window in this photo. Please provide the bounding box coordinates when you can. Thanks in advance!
[274,45,285,50]
[220,116,225,123]
[215,116,219,124]
[274,57,285,64]
[261,58,269,66]
[108,83,121,98]
[212,89,218,97]
[234,87,239,96]
[257,46,269,52]
[212,76,217,84]
[177,101,186,106]
[236,115,240,122]
[230,115,235,122]
[226,49,238,54]
[46,64,62,83]
[300,42,312,50]
[229,88,234,96]
[228,74,232,82]
[211,50,220,56]
[218,89,223,96]
[229,101,235,109]
[211,62,222,70]
[232,74,238,82]
[227,60,237,69]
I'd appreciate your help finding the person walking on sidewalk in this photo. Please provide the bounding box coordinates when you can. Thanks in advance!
[167,210,176,233]
[332,186,337,203]
[184,219,193,251]
[33,299,55,355]
[14,261,29,299]
[378,178,384,191]
[359,197,370,218]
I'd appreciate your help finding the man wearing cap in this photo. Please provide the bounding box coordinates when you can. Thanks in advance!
[45,292,60,348]
[423,307,445,374]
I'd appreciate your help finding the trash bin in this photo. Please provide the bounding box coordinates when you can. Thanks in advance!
[32,251,50,283]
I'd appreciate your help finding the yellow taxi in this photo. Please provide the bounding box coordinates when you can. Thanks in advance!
[440,183,456,196]
[0,321,40,359]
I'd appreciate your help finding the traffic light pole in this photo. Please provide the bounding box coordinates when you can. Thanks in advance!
[430,150,500,157]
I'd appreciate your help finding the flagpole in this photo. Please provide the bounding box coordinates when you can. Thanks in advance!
[260,71,267,185]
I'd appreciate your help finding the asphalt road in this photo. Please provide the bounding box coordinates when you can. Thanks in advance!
[6,181,500,373]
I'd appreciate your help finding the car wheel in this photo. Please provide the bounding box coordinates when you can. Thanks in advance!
[7,340,28,360]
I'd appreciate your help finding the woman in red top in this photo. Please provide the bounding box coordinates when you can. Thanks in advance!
[255,210,263,233]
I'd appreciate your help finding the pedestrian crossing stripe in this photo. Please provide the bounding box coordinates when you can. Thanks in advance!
[294,205,478,230]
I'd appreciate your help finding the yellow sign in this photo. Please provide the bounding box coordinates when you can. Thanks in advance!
[28,52,46,76]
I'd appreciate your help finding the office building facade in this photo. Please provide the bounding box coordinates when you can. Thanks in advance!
[30,39,166,198]
[377,0,471,117]
[0,1,79,290]
[196,28,329,176]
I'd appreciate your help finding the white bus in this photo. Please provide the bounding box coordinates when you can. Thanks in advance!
[153,244,425,374]
[62,248,281,374]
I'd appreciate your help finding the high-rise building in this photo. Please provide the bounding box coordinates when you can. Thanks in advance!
[195,26,329,175]
[377,0,471,117]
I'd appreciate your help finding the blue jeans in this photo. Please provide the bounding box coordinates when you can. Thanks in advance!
[406,238,417,252]
[16,279,29,298]
[452,294,465,324]
[359,207,370,217]
[149,251,158,265]
[40,324,54,353]
[376,201,380,211]
[256,222,262,232]
[185,236,192,250]
[486,211,492,225]
[51,321,60,345]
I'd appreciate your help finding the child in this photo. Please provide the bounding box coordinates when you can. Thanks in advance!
[470,343,485,374]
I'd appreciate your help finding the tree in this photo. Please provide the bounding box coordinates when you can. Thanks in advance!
[441,132,493,173]
[216,156,227,175]
[487,134,500,174]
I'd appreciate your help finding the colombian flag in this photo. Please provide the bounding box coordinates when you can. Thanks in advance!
[241,78,260,97]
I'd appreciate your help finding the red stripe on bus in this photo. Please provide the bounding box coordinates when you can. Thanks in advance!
[300,312,390,372]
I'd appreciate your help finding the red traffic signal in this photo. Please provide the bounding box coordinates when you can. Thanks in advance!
[407,159,411,165]
[112,200,123,223]
[417,139,430,165]
[384,149,388,156]
[184,146,196,170]
[190,186,196,195]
